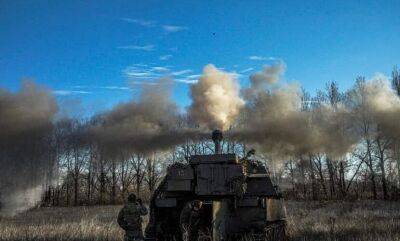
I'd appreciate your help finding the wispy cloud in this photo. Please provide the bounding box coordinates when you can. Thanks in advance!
[174,79,198,84]
[172,69,192,76]
[152,66,170,72]
[187,74,201,79]
[120,18,155,27]
[72,85,88,89]
[130,80,159,86]
[101,86,131,91]
[123,64,197,85]
[124,64,163,79]
[173,73,201,84]
[117,44,155,51]
[240,67,254,73]
[69,85,132,92]
[53,90,91,96]
[249,55,275,61]
[163,25,188,33]
[159,54,173,61]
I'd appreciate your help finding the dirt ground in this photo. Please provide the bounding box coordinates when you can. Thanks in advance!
[1,201,400,241]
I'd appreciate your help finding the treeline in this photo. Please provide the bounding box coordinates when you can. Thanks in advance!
[37,68,400,206]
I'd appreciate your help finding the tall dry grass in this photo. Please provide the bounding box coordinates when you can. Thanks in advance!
[0,205,124,241]
[0,201,399,241]
[286,201,400,241]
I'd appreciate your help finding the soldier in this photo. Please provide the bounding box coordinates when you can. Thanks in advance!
[180,200,204,241]
[118,193,148,241]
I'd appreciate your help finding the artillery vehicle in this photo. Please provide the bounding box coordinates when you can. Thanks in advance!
[145,130,286,241]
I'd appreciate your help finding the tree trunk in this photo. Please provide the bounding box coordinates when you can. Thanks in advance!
[366,139,378,199]
[99,160,106,205]
[74,175,79,206]
[308,155,317,200]
[111,160,117,205]
[339,161,346,198]
[87,166,92,205]
[376,138,388,200]
[315,155,328,197]
[326,158,336,198]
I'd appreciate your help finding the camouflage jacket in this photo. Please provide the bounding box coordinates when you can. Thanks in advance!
[180,202,201,229]
[118,202,148,231]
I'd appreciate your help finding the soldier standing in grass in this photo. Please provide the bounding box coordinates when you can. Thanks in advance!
[118,193,148,241]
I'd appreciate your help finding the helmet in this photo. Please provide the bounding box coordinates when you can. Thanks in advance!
[192,200,203,210]
[128,193,137,203]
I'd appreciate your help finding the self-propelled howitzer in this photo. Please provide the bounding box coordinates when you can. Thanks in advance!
[145,130,286,241]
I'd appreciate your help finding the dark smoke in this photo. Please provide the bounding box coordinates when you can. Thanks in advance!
[0,81,57,216]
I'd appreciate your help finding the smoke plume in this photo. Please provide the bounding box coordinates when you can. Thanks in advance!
[229,61,357,158]
[0,81,57,216]
[249,61,286,90]
[3,63,400,216]
[91,78,207,155]
[189,64,244,130]
[234,85,355,158]
[350,74,400,139]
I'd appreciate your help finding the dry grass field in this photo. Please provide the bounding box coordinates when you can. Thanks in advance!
[1,201,400,241]
[286,201,400,241]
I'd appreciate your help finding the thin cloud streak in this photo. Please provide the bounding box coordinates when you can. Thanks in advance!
[174,79,198,84]
[163,25,188,33]
[123,64,198,85]
[159,55,173,60]
[187,74,201,79]
[152,66,170,72]
[101,86,131,91]
[240,67,254,73]
[53,90,91,96]
[120,18,155,27]
[130,81,159,86]
[117,45,155,51]
[249,55,276,61]
[172,69,192,76]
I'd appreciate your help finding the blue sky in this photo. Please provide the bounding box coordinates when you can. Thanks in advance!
[1,0,399,115]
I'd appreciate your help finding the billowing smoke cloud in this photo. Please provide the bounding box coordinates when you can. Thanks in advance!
[249,61,286,91]
[226,61,357,158]
[68,66,400,159]
[0,81,57,216]
[233,82,356,158]
[3,62,400,216]
[350,74,400,139]
[91,78,207,155]
[232,64,400,159]
[189,64,244,130]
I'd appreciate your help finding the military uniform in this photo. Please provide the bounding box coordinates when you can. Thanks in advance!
[118,202,148,241]
[180,201,203,241]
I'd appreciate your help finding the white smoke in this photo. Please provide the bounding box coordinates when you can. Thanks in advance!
[231,61,357,158]
[0,185,44,216]
[249,61,286,91]
[350,73,400,139]
[189,64,244,130]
